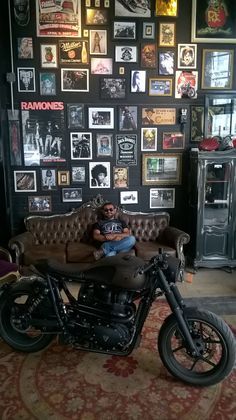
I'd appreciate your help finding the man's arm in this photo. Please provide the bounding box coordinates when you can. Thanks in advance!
[93,228,107,242]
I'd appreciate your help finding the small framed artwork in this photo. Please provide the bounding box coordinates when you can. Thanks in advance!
[17,37,33,59]
[175,70,198,99]
[89,29,107,55]
[115,46,137,63]
[39,72,56,96]
[100,77,126,99]
[115,0,151,17]
[14,170,37,192]
[159,23,176,47]
[113,166,128,189]
[131,70,146,93]
[95,0,100,6]
[142,153,182,185]
[83,29,89,37]
[150,188,175,209]
[40,44,58,68]
[88,107,114,129]
[119,67,125,75]
[89,162,110,188]
[143,22,155,39]
[96,133,113,157]
[59,40,89,65]
[28,196,52,212]
[141,44,157,68]
[190,106,204,142]
[17,68,35,92]
[70,132,92,160]
[120,191,138,204]
[141,128,158,151]
[41,168,57,190]
[158,51,175,75]
[71,166,85,183]
[162,132,185,150]
[91,57,113,74]
[178,44,197,69]
[155,0,178,16]
[86,0,91,6]
[119,106,137,131]
[61,69,89,92]
[149,78,172,96]
[67,104,85,129]
[86,8,108,25]
[104,0,110,7]
[201,49,234,90]
[62,188,82,202]
[113,21,136,40]
[58,170,70,186]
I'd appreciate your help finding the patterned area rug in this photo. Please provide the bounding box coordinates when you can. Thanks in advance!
[0,301,235,420]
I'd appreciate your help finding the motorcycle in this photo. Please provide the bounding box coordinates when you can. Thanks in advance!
[0,252,235,387]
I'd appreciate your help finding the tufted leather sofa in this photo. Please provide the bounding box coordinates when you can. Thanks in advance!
[9,195,190,272]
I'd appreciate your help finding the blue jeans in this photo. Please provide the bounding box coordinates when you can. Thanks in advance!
[101,236,136,257]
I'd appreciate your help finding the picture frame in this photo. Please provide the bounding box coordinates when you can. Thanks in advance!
[89,162,110,188]
[119,67,125,75]
[88,107,114,129]
[175,70,198,99]
[162,132,185,150]
[40,44,58,68]
[120,191,138,204]
[118,106,137,131]
[115,46,137,63]
[178,44,197,69]
[155,0,178,16]
[39,72,56,96]
[71,166,86,183]
[91,57,113,74]
[115,0,151,17]
[141,43,157,68]
[142,107,176,125]
[158,51,175,75]
[142,153,182,185]
[130,70,146,93]
[191,0,236,44]
[113,21,136,40]
[149,78,172,96]
[113,166,128,189]
[67,104,85,129]
[59,40,89,65]
[96,133,113,157]
[150,188,175,209]
[70,132,92,160]
[89,29,107,55]
[201,49,234,90]
[17,37,33,59]
[141,128,158,151]
[143,22,155,39]
[100,77,126,99]
[14,170,37,192]
[58,170,70,186]
[116,134,137,166]
[61,69,89,92]
[41,168,57,190]
[62,188,82,202]
[86,8,108,25]
[7,110,22,166]
[28,196,52,212]
[159,22,176,47]
[190,106,204,142]
[17,68,35,92]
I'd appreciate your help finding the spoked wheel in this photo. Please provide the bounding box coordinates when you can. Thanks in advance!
[0,281,55,352]
[158,308,236,386]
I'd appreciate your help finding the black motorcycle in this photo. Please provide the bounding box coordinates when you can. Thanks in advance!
[0,253,235,387]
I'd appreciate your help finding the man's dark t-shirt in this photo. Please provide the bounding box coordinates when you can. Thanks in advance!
[93,219,127,235]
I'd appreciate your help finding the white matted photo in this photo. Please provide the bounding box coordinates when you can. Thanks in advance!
[41,168,57,190]
[131,70,146,93]
[89,162,110,188]
[113,21,136,40]
[70,132,92,160]
[115,46,137,63]
[40,44,58,68]
[141,128,157,151]
[71,166,85,183]
[62,188,82,202]
[14,170,37,192]
[150,188,175,209]
[120,191,138,204]
[178,44,197,69]
[17,68,36,92]
[88,107,114,129]
[61,69,89,92]
[91,57,113,74]
[89,29,107,55]
[17,37,33,59]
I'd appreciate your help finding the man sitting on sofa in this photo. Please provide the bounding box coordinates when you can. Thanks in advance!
[93,202,136,260]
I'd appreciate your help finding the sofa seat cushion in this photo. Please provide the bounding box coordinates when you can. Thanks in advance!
[135,241,176,261]
[24,244,66,265]
[67,242,97,263]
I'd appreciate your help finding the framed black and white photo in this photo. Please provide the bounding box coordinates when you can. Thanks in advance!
[150,188,175,209]
[143,22,155,39]
[100,77,126,99]
[116,134,137,166]
[91,58,113,74]
[88,107,114,129]
[115,0,151,17]
[141,128,158,151]
[115,46,137,63]
[28,196,52,213]
[178,44,197,69]
[89,162,110,188]
[158,51,175,75]
[40,44,58,68]
[17,68,35,92]
[41,168,57,190]
[118,106,137,131]
[96,133,113,157]
[14,170,37,192]
[62,188,82,202]
[86,8,108,25]
[61,69,89,92]
[89,29,107,55]
[67,104,85,129]
[59,40,89,65]
[17,37,33,59]
[70,132,92,160]
[130,70,146,93]
[39,72,56,96]
[113,21,136,40]
[120,191,138,204]
[71,166,86,183]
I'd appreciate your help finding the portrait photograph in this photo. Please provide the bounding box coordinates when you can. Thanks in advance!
[158,51,175,75]
[113,166,128,189]
[14,170,37,192]
[41,168,57,190]
[39,72,56,96]
[149,78,172,96]
[150,188,175,209]
[89,30,107,55]
[113,21,136,40]
[96,133,113,157]
[141,128,158,151]
[61,69,89,92]
[155,0,178,16]
[142,153,182,185]
[119,106,137,131]
[17,37,33,59]
[89,162,110,188]
[143,22,155,39]
[115,46,137,63]
[17,68,35,92]
[115,0,151,17]
[70,132,92,160]
[141,44,157,68]
[175,70,198,99]
[162,132,185,150]
[40,44,58,68]
[71,166,86,183]
[59,40,89,65]
[159,22,176,47]
[28,196,52,212]
[67,104,85,129]
[178,44,197,69]
[100,77,126,99]
[120,191,138,204]
[88,107,114,129]
[62,188,82,202]
[91,58,113,74]
[86,8,108,25]
[130,70,146,93]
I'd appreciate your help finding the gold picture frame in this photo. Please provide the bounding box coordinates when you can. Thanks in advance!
[58,171,70,186]
[155,0,178,16]
[142,153,182,185]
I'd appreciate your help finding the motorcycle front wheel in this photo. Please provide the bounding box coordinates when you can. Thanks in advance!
[158,308,236,386]
[0,281,55,352]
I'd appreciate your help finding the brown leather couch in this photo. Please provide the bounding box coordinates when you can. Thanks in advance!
[9,195,190,272]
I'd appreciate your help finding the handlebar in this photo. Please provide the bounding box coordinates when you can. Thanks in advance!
[138,253,169,275]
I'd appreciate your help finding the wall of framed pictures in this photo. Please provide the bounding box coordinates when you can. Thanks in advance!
[1,0,236,238]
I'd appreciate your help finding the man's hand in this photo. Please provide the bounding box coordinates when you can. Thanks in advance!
[105,233,127,241]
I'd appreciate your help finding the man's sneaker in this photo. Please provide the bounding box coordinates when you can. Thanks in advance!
[93,249,104,261]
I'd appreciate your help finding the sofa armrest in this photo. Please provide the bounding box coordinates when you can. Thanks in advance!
[158,226,190,272]
[0,247,13,262]
[8,232,35,266]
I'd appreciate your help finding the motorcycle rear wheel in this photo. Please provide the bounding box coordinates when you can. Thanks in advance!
[0,281,55,352]
[158,308,236,386]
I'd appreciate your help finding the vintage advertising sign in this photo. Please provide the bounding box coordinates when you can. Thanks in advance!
[141,108,176,125]
[59,40,89,64]
[116,134,137,166]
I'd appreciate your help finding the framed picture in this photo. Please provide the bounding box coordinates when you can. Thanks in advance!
[201,49,234,90]
[119,67,125,75]
[115,46,137,63]
[120,191,138,204]
[155,0,178,16]
[113,166,128,189]
[39,72,56,96]
[61,69,89,92]
[162,132,185,150]
[62,188,82,202]
[88,107,114,129]
[131,70,146,93]
[141,128,158,151]
[70,132,92,160]
[142,107,176,125]
[159,23,176,47]
[14,170,37,192]
[96,133,113,157]
[89,29,107,55]
[100,77,126,99]
[149,78,172,96]
[150,188,175,209]
[142,153,182,185]
[67,104,85,129]
[113,21,136,40]
[86,8,108,25]
[158,51,175,75]
[178,44,197,69]
[141,44,157,68]
[59,40,89,65]
[71,166,85,183]
[89,162,110,188]
[40,44,58,68]
[115,0,151,17]
[17,68,35,92]
[91,57,113,74]
[58,170,70,186]
[118,106,137,131]
[41,168,57,190]
[143,22,155,39]
[28,196,52,212]
[175,70,198,99]
[7,110,22,166]
[190,106,204,142]
[116,134,137,166]
[17,37,33,59]
[191,0,236,43]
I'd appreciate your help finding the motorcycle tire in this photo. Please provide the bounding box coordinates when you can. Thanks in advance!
[0,280,55,352]
[158,307,236,386]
